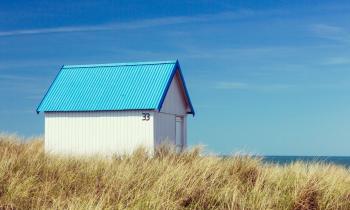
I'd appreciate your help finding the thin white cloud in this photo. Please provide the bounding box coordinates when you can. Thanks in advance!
[310,24,350,44]
[311,24,343,34]
[1,3,347,37]
[0,110,35,114]
[215,81,350,91]
[183,46,297,59]
[215,82,294,91]
[215,82,249,90]
[0,10,255,37]
[322,57,350,65]
[0,60,58,70]
[0,74,38,81]
[0,74,48,100]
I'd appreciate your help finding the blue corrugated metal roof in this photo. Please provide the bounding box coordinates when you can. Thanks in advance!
[37,60,195,115]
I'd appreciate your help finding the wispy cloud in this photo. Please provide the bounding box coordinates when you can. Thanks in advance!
[0,74,48,100]
[0,10,256,37]
[311,24,343,34]
[0,74,38,81]
[1,2,348,38]
[0,8,306,38]
[215,82,249,90]
[310,24,350,44]
[181,46,310,60]
[215,82,294,91]
[322,57,350,65]
[215,81,350,91]
[8,5,340,39]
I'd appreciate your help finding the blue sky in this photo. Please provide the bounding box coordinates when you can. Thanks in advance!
[1,0,350,155]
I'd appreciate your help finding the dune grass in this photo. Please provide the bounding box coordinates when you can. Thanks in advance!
[0,134,349,209]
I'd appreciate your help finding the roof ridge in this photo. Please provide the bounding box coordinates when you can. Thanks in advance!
[63,60,177,69]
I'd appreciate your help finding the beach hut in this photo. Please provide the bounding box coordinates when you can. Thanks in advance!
[36,60,195,155]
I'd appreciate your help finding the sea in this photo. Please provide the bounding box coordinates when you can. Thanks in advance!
[261,156,350,167]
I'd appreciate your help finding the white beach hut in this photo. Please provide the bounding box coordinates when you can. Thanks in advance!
[37,60,195,155]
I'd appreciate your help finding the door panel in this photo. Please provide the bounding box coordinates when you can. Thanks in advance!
[175,117,183,150]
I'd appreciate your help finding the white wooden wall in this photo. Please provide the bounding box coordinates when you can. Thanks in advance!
[154,72,188,148]
[154,112,176,145]
[45,111,154,156]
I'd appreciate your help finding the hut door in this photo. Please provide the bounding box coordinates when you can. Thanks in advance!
[175,117,183,150]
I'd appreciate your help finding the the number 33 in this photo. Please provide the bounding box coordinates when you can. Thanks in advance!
[142,113,150,121]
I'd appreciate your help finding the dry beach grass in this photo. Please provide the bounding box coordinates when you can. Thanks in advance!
[0,134,349,210]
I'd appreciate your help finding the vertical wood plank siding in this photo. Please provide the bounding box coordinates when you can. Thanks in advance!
[45,111,154,155]
[154,112,176,145]
[154,73,188,148]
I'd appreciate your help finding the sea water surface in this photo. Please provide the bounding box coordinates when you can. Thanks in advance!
[261,156,350,167]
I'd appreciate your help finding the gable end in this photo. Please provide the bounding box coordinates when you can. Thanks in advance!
[157,61,195,116]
